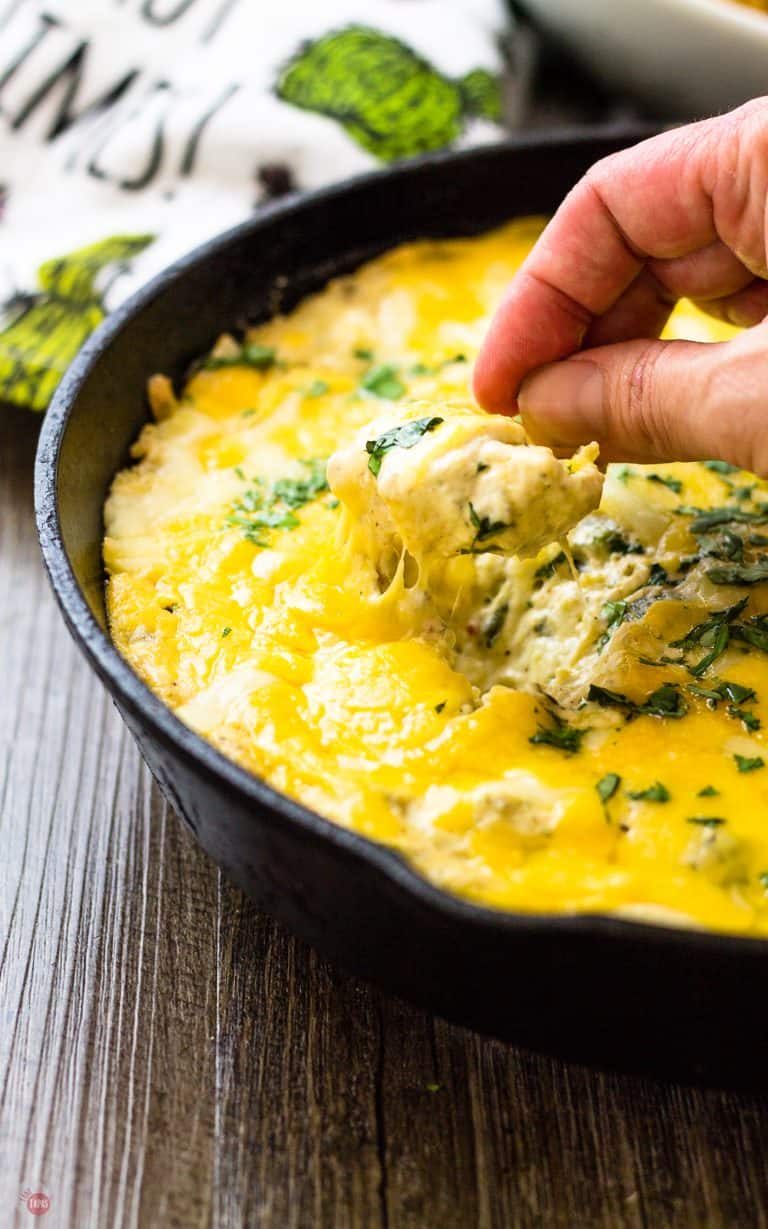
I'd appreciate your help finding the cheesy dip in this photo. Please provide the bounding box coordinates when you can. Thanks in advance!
[105,219,768,936]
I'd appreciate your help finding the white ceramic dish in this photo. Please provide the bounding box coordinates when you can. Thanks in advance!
[522,0,768,118]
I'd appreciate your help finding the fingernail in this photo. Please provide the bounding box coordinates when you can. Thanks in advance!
[519,361,605,445]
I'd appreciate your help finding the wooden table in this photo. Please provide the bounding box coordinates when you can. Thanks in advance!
[4,407,768,1229]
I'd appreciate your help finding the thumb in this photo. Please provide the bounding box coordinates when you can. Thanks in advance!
[518,322,768,475]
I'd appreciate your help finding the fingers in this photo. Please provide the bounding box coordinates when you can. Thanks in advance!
[584,268,676,349]
[694,278,768,328]
[519,321,768,475]
[474,99,768,415]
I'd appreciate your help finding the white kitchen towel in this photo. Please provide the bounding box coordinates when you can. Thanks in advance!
[0,0,512,410]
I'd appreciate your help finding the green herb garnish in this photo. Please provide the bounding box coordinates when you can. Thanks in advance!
[202,342,276,371]
[360,363,406,400]
[435,701,446,714]
[483,602,509,648]
[686,816,727,827]
[271,458,329,507]
[627,781,670,802]
[707,560,768,585]
[670,597,748,676]
[596,773,621,803]
[530,715,584,754]
[535,550,567,580]
[221,627,232,638]
[735,753,764,773]
[731,613,768,653]
[597,530,644,556]
[680,506,768,534]
[647,473,683,494]
[226,457,328,546]
[698,785,719,797]
[729,706,761,731]
[304,379,329,398]
[365,416,443,476]
[703,460,740,475]
[587,682,687,719]
[467,501,512,546]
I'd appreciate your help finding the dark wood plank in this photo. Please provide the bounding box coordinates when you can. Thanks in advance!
[4,404,768,1229]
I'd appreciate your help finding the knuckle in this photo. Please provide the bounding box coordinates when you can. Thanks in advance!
[613,342,672,455]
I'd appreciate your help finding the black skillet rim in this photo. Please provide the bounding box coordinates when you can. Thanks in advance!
[35,126,768,960]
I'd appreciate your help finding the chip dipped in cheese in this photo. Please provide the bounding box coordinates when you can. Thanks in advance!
[327,402,603,587]
[105,218,768,937]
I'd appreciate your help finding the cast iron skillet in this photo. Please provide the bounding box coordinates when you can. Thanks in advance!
[35,131,768,1087]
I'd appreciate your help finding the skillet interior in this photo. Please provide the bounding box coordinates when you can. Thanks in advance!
[35,130,768,1086]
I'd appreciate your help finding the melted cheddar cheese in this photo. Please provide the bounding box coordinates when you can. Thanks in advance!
[105,219,768,935]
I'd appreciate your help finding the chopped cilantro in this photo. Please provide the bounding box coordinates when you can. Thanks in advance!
[596,772,621,803]
[603,599,628,628]
[598,530,644,556]
[648,563,669,586]
[483,602,509,648]
[271,458,329,507]
[735,753,764,773]
[647,473,683,494]
[760,871,768,891]
[234,466,247,480]
[241,407,257,418]
[697,529,744,562]
[686,816,726,827]
[221,627,232,638]
[627,781,670,802]
[613,466,636,484]
[304,379,329,398]
[587,682,687,719]
[360,363,406,400]
[707,560,768,585]
[734,485,756,501]
[596,599,628,651]
[732,613,768,653]
[226,457,328,546]
[326,496,340,510]
[434,701,446,714]
[365,416,443,476]
[688,679,757,712]
[720,681,756,704]
[703,460,740,475]
[729,706,761,731]
[530,715,584,754]
[698,785,719,797]
[680,506,768,534]
[467,501,512,547]
[535,550,567,580]
[202,342,276,371]
[353,346,374,360]
[671,597,748,676]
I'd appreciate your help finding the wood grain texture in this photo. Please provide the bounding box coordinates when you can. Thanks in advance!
[4,407,768,1229]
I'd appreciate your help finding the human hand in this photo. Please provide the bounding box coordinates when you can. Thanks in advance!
[473,100,768,475]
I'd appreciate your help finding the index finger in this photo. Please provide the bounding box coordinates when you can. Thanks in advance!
[472,105,762,414]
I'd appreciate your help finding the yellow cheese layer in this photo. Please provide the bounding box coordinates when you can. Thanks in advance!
[104,219,768,936]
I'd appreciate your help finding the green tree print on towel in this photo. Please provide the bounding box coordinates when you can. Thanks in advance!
[275,26,502,163]
[0,234,154,411]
